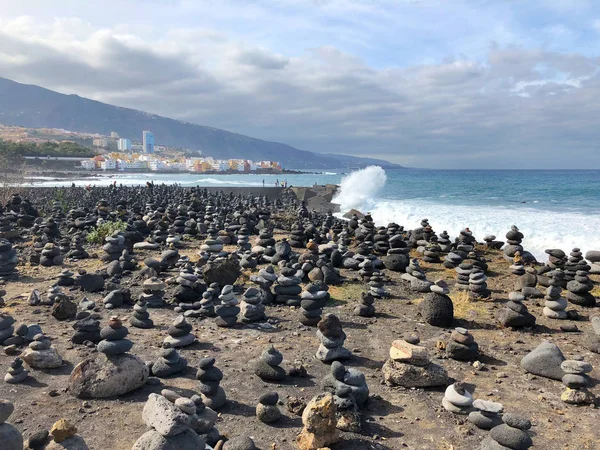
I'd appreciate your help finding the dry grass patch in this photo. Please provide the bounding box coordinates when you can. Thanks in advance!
[450,290,490,320]
[328,282,365,305]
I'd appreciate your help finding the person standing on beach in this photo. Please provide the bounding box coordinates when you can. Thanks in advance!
[262,179,265,187]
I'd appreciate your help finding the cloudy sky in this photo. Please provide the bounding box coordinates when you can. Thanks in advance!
[1,0,600,168]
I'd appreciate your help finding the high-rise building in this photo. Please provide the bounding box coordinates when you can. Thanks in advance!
[118,138,132,152]
[142,131,155,154]
[110,131,120,139]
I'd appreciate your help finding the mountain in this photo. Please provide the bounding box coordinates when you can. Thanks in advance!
[0,77,401,170]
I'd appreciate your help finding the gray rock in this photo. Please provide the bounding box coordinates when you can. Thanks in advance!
[520,341,566,381]
[142,394,190,437]
[131,429,205,450]
[0,423,23,450]
[490,424,532,449]
[223,436,257,450]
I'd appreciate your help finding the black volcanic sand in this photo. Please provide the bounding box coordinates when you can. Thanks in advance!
[0,185,598,450]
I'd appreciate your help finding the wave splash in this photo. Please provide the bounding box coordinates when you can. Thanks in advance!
[333,166,387,212]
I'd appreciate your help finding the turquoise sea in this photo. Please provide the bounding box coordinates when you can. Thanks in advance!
[26,167,600,260]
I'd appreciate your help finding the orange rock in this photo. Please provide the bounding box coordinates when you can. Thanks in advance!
[296,393,339,450]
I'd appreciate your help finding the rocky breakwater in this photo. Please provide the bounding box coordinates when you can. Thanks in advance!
[382,339,449,388]
[69,316,149,398]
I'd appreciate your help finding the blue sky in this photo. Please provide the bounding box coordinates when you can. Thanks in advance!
[1,0,600,168]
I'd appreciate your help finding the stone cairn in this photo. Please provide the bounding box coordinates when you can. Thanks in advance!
[509,252,526,276]
[483,235,504,249]
[455,262,472,289]
[274,266,303,306]
[151,346,188,378]
[254,346,286,382]
[423,237,442,263]
[358,259,374,282]
[174,268,202,306]
[72,317,101,344]
[250,266,277,305]
[97,317,133,355]
[65,233,89,260]
[442,382,474,415]
[0,399,23,450]
[215,285,240,328]
[40,243,63,267]
[240,287,266,323]
[0,239,18,280]
[566,268,595,307]
[141,277,165,308]
[186,291,216,319]
[132,393,206,450]
[446,327,479,361]
[560,358,595,405]
[322,361,369,407]
[504,225,524,261]
[164,316,196,348]
[197,357,226,410]
[542,271,568,320]
[382,339,449,388]
[256,392,281,424]
[482,414,533,450]
[368,272,387,298]
[240,251,258,270]
[189,393,219,446]
[517,267,542,299]
[22,334,63,369]
[496,292,536,328]
[200,226,224,254]
[354,291,375,317]
[102,232,126,262]
[129,300,154,329]
[469,267,490,299]
[0,313,15,345]
[564,247,584,281]
[56,269,75,287]
[4,357,29,384]
[316,314,352,363]
[402,258,433,293]
[468,399,503,430]
[300,281,330,326]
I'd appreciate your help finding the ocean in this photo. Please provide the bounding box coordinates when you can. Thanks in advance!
[25,167,600,261]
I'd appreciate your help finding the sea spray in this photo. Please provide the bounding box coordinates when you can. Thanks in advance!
[333,166,387,212]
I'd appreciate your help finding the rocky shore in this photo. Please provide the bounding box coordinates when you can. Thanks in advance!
[0,184,598,449]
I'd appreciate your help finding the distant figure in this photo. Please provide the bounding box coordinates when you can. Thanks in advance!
[71,182,76,188]
[262,179,265,187]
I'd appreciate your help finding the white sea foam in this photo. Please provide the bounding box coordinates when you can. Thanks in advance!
[194,178,263,186]
[332,166,387,212]
[366,199,600,261]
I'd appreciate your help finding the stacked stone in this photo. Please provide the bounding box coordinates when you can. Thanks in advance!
[183,218,198,237]
[206,282,220,303]
[402,259,433,293]
[289,222,307,248]
[119,250,136,271]
[254,346,286,382]
[102,232,126,262]
[40,243,63,267]
[0,215,16,241]
[130,300,154,329]
[240,251,258,269]
[42,218,60,241]
[200,227,223,254]
[56,269,75,287]
[483,235,504,250]
[442,382,474,415]
[72,317,101,344]
[185,291,216,319]
[517,267,542,299]
[274,267,302,306]
[372,227,389,254]
[496,292,536,328]
[545,249,567,270]
[509,253,526,276]
[315,314,352,362]
[4,357,29,384]
[423,238,442,263]
[250,266,277,305]
[58,237,70,255]
[0,399,23,450]
[456,228,476,253]
[382,339,449,388]
[566,269,595,307]
[564,248,585,282]
[436,230,451,252]
[237,224,251,252]
[369,272,387,298]
[482,414,533,450]
[174,269,202,305]
[164,316,196,348]
[300,281,329,326]
[151,347,188,378]
[46,285,67,305]
[354,292,375,317]
[253,229,275,254]
[189,394,219,446]
[560,359,594,405]
[332,385,361,432]
[256,392,281,424]
[446,327,479,361]
[22,334,63,369]
[543,271,568,320]
[215,285,240,327]
[132,393,206,450]
[322,361,369,406]
[140,277,165,308]
[357,259,374,282]
[468,400,503,430]
[240,287,266,323]
[197,357,226,410]
[504,225,524,261]
[469,267,490,299]
[95,199,110,219]
[97,317,133,355]
[444,251,464,269]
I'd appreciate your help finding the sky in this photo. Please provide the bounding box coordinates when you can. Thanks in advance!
[1,0,600,168]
